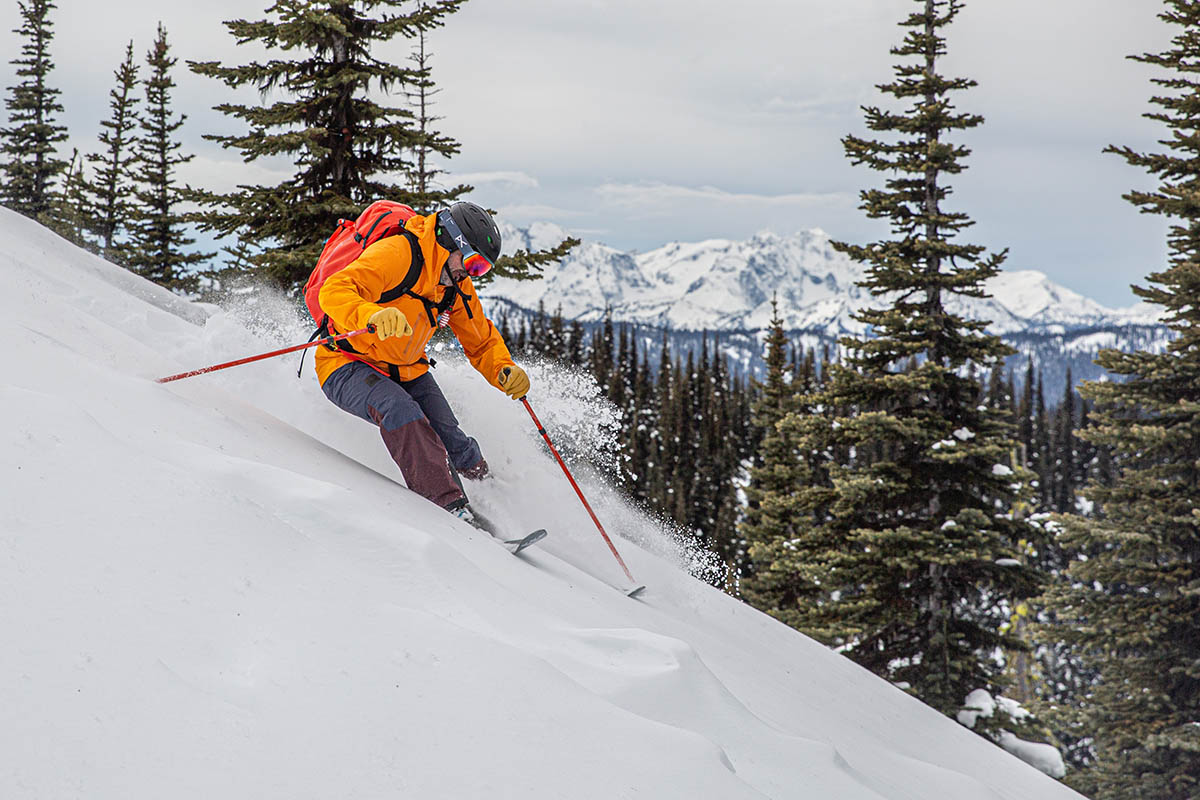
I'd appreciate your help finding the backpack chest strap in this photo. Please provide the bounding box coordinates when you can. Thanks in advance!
[404,284,470,327]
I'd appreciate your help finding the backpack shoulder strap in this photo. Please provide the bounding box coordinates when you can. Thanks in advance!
[403,286,442,327]
[378,227,425,304]
[454,286,476,319]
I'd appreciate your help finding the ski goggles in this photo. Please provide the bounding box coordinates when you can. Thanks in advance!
[438,211,495,278]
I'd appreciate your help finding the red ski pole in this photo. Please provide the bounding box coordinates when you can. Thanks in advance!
[157,326,375,384]
[521,396,638,585]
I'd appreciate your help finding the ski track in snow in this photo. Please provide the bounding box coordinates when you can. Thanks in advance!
[0,209,1082,799]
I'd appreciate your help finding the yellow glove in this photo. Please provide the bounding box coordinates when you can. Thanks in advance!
[368,307,412,341]
[498,365,530,400]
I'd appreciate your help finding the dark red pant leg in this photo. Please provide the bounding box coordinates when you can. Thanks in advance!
[374,414,466,511]
[322,361,466,509]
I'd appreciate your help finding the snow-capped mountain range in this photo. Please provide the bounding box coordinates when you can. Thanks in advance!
[490,222,1162,337]
[486,223,1170,396]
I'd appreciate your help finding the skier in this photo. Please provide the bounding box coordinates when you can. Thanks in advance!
[314,202,530,523]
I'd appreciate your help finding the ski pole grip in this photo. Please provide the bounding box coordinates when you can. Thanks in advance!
[366,324,376,334]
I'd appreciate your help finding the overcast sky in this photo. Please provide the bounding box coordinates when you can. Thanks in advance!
[1,0,1175,306]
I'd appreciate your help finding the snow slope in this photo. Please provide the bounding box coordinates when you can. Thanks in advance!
[1,209,1083,799]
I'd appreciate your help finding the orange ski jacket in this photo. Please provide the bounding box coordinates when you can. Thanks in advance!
[314,212,515,388]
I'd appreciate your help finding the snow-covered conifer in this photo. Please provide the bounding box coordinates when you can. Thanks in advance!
[1048,2,1200,796]
[0,0,68,219]
[86,41,141,264]
[126,24,210,291]
[756,0,1043,716]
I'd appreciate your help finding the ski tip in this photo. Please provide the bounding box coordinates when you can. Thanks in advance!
[504,528,548,555]
[626,585,647,599]
[503,528,547,546]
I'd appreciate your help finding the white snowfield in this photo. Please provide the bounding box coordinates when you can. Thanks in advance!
[1,208,1083,799]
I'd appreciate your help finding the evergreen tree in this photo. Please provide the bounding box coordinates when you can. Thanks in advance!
[514,316,527,353]
[496,310,513,350]
[526,300,548,355]
[995,365,1099,774]
[741,299,811,607]
[1077,396,1114,494]
[402,3,467,209]
[591,310,615,393]
[546,305,567,361]
[646,330,674,513]
[608,324,630,408]
[566,320,585,366]
[40,148,96,251]
[0,0,68,219]
[985,366,1006,410]
[126,24,210,290]
[693,336,717,534]
[1005,368,1017,427]
[1051,370,1077,514]
[752,0,1042,715]
[1033,373,1051,508]
[189,1,469,290]
[705,339,743,587]
[189,0,576,291]
[85,41,141,263]
[624,346,654,505]
[669,351,697,526]
[1018,357,1035,462]
[1047,4,1200,796]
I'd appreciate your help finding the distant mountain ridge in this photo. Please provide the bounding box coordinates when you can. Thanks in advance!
[484,224,1170,397]
[489,223,1161,336]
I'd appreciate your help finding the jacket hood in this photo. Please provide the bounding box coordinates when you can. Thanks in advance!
[405,212,450,273]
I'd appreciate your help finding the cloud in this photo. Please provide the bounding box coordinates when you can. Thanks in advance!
[762,95,857,117]
[448,170,541,190]
[497,203,588,221]
[176,155,293,194]
[595,182,854,215]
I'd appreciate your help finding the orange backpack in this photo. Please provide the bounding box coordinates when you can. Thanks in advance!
[303,200,424,327]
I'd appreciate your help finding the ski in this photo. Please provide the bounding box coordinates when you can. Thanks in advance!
[503,528,547,555]
[454,506,641,594]
[456,507,548,556]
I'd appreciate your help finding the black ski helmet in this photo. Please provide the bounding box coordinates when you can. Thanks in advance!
[437,202,502,264]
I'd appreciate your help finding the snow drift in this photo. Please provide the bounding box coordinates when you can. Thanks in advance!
[0,208,1083,799]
